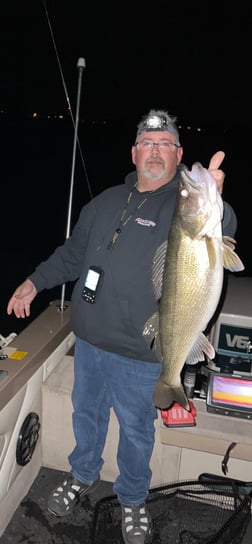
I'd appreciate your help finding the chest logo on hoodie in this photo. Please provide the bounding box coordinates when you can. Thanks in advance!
[135,218,156,227]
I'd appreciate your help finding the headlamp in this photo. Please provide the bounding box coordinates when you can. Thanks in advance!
[144,115,166,130]
[136,111,180,142]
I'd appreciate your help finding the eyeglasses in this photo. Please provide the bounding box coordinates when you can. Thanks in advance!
[136,140,180,152]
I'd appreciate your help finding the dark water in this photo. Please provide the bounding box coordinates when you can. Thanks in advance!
[1,114,251,338]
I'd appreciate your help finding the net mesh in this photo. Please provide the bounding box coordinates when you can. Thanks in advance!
[92,478,251,544]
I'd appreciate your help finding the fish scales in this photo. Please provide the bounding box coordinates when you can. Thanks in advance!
[144,162,244,411]
[159,221,223,384]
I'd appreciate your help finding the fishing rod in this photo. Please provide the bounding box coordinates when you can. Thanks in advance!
[42,1,93,311]
[42,1,92,199]
[60,57,85,312]
[42,1,127,318]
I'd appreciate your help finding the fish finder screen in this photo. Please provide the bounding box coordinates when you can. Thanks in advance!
[207,372,252,418]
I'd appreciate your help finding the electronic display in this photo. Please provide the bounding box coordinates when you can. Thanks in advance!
[206,372,252,419]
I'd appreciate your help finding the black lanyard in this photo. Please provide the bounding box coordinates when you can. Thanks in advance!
[107,184,149,250]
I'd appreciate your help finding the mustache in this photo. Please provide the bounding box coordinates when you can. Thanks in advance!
[146,157,164,164]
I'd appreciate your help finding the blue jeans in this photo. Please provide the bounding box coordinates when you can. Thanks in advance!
[68,337,162,506]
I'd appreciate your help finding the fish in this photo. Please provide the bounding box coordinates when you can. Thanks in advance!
[143,161,244,411]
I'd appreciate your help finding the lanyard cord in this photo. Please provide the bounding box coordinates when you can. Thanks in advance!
[107,185,150,250]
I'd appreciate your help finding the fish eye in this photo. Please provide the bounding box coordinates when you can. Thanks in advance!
[180,189,189,198]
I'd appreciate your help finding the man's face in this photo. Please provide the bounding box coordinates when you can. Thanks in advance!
[132,131,183,182]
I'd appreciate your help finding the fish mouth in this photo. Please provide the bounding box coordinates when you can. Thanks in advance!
[178,163,224,236]
[179,170,210,218]
[180,163,218,205]
[180,163,222,212]
[180,166,205,191]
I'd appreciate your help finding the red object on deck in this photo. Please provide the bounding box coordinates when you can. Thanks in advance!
[161,400,197,427]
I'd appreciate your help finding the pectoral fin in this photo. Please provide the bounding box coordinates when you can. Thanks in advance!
[222,236,245,272]
[186,332,215,364]
[143,311,162,359]
[206,237,217,268]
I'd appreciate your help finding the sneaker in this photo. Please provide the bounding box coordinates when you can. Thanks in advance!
[47,473,100,516]
[121,502,151,544]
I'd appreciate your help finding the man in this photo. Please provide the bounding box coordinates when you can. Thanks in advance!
[7,109,237,544]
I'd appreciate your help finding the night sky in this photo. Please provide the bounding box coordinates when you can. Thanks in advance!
[0,1,251,336]
[2,1,252,125]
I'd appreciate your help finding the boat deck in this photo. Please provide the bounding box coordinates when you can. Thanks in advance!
[1,466,251,544]
[0,295,251,543]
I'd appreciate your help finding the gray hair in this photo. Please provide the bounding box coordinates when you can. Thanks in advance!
[136,109,180,145]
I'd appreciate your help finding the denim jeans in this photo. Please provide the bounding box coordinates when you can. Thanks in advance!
[68,337,162,506]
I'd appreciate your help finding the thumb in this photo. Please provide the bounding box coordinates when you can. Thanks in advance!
[208,151,225,171]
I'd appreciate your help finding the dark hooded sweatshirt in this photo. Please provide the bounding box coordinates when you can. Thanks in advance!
[28,167,237,362]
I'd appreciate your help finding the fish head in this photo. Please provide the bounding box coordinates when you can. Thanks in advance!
[178,162,223,238]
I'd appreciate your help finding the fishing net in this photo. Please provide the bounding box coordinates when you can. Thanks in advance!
[91,475,251,544]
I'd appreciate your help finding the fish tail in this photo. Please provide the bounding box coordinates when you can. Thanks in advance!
[153,380,190,411]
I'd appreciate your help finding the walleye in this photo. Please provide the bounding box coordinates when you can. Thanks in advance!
[143,161,244,411]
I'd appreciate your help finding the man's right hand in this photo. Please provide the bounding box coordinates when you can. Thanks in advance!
[7,279,38,318]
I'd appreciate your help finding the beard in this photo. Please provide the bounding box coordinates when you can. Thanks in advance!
[143,161,166,181]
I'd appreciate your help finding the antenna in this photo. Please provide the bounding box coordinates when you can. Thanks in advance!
[60,58,86,312]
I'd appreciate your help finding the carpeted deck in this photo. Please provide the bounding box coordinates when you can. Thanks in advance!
[0,467,114,544]
[1,467,251,544]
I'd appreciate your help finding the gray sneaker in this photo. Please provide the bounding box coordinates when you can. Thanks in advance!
[47,473,100,516]
[121,502,151,543]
